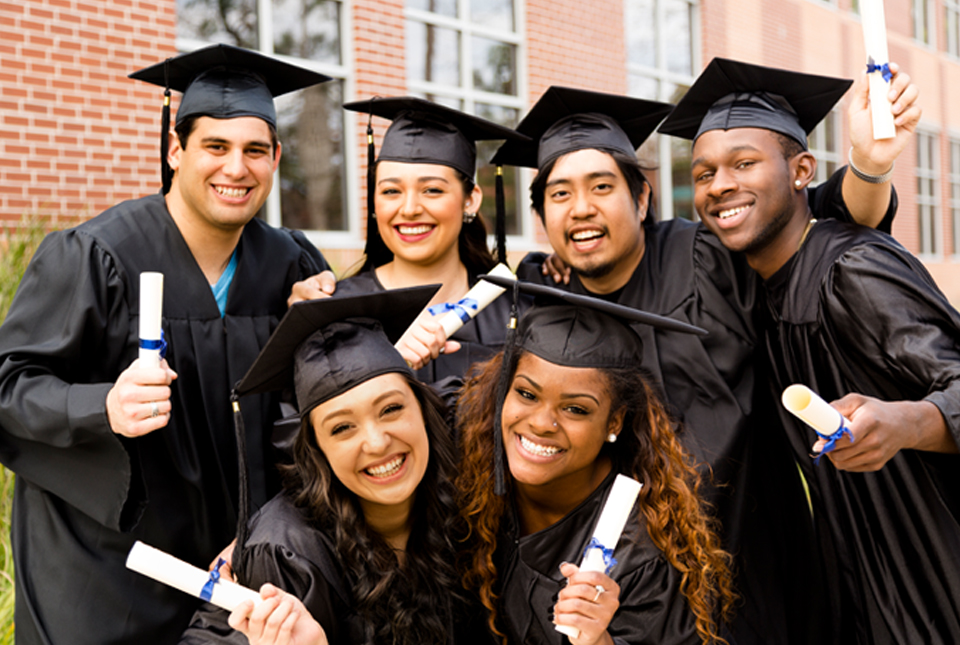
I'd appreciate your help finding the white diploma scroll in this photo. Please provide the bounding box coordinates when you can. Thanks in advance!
[139,272,164,370]
[436,263,515,338]
[860,0,896,140]
[555,475,643,640]
[781,384,850,439]
[126,541,261,612]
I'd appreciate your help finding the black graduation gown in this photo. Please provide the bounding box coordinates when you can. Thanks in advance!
[515,172,896,644]
[493,469,697,645]
[761,219,960,645]
[0,194,328,645]
[335,268,511,383]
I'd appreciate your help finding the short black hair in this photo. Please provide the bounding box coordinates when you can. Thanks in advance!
[772,131,806,161]
[174,114,280,157]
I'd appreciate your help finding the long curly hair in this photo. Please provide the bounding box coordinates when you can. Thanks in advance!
[456,352,736,644]
[281,374,463,645]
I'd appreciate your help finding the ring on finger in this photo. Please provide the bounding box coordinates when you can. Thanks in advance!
[150,401,159,419]
[592,584,606,603]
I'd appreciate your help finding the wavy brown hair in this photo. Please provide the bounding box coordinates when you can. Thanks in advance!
[281,374,462,645]
[456,352,736,644]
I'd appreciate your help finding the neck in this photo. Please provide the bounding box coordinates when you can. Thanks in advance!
[578,229,645,296]
[514,457,611,536]
[360,496,414,553]
[747,209,814,281]
[165,192,243,285]
[376,251,469,306]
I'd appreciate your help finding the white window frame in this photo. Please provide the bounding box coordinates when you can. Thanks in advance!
[949,136,960,258]
[175,0,357,250]
[808,110,842,186]
[947,0,960,57]
[626,0,701,221]
[917,129,941,257]
[913,0,934,46]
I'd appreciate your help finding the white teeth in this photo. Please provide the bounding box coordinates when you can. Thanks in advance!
[718,205,747,219]
[365,455,405,478]
[215,186,248,198]
[571,230,603,242]
[519,435,561,457]
[398,224,432,235]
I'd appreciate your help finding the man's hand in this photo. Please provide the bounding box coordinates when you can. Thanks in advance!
[541,253,571,285]
[394,315,460,371]
[287,270,337,307]
[848,62,921,176]
[105,358,177,438]
[228,584,328,645]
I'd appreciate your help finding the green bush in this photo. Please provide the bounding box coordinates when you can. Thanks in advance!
[0,215,55,645]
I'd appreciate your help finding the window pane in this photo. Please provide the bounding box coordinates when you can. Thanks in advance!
[471,0,515,31]
[276,81,346,231]
[177,0,258,48]
[407,21,461,85]
[628,73,658,100]
[475,104,521,235]
[664,0,693,75]
[272,0,340,65]
[671,135,694,220]
[471,37,517,95]
[625,0,656,67]
[407,0,458,18]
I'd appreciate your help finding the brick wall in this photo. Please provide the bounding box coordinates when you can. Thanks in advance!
[0,0,176,225]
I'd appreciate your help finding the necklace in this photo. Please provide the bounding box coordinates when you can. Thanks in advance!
[798,217,817,251]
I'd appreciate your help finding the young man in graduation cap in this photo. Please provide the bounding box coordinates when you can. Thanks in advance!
[0,44,337,645]
[661,57,960,645]
[497,69,918,644]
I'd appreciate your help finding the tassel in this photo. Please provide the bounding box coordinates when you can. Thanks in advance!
[230,393,250,580]
[160,59,172,194]
[492,280,520,495]
[495,165,507,265]
[362,109,378,257]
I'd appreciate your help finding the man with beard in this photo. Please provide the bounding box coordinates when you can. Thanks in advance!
[661,56,959,645]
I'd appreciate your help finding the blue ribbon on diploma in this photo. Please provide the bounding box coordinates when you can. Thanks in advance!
[814,422,855,465]
[428,298,479,324]
[139,329,168,359]
[582,537,618,574]
[866,60,892,82]
[200,557,227,601]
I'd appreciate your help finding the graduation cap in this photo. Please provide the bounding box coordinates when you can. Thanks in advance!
[490,86,674,170]
[479,275,706,494]
[343,97,530,265]
[228,286,438,575]
[657,57,852,148]
[130,43,332,193]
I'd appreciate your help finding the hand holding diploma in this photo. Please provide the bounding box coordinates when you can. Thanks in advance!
[106,358,176,438]
[555,563,620,645]
[229,584,329,645]
[782,385,855,464]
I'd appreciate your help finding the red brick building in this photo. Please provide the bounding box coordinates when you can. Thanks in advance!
[3,0,959,300]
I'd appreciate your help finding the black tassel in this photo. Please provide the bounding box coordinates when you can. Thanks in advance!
[495,165,507,265]
[230,393,250,579]
[362,109,377,257]
[492,280,520,495]
[160,59,172,195]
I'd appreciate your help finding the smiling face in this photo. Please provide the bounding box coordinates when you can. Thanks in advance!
[501,352,624,496]
[167,115,280,234]
[691,127,814,277]
[539,149,649,294]
[373,161,482,268]
[308,372,430,516]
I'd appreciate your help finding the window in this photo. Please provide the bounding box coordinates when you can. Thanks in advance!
[917,130,940,255]
[950,138,960,255]
[176,0,352,237]
[808,111,842,186]
[625,0,698,221]
[913,0,933,45]
[405,0,526,237]
[947,0,960,57]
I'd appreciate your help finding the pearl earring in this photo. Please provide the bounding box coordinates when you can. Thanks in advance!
[463,211,477,223]
[794,179,802,189]
[606,433,618,443]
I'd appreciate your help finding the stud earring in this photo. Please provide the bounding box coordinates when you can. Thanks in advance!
[463,211,477,223]
[606,433,618,443]
[794,179,802,189]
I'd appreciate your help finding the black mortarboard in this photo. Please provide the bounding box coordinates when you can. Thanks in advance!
[344,97,529,264]
[130,44,332,193]
[657,57,852,148]
[490,86,674,170]
[481,275,706,494]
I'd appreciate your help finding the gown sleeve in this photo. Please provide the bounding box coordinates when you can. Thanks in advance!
[0,229,144,530]
[808,166,898,233]
[608,556,699,645]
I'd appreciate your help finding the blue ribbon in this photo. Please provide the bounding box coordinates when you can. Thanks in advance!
[866,60,892,83]
[582,537,618,574]
[200,557,226,601]
[139,329,167,359]
[813,421,855,465]
[428,298,479,324]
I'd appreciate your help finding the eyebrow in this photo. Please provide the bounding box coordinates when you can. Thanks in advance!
[199,136,272,150]
[691,144,762,168]
[544,169,618,190]
[514,374,601,405]
[377,175,450,186]
[319,389,405,425]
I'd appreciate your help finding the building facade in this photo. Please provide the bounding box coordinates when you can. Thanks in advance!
[3,0,960,300]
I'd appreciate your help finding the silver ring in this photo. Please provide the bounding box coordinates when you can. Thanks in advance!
[150,401,159,418]
[592,584,605,603]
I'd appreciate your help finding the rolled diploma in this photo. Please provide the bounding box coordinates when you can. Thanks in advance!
[139,272,164,369]
[781,384,850,439]
[126,540,261,612]
[555,474,643,639]
[860,0,896,140]
[436,262,514,337]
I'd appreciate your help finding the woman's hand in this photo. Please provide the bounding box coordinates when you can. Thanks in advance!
[228,584,328,645]
[541,253,571,285]
[393,315,461,370]
[554,563,619,645]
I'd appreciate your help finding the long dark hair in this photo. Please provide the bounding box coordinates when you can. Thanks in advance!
[456,351,736,644]
[282,374,462,644]
[353,162,497,277]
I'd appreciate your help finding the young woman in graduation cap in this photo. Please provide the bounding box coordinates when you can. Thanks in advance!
[455,279,736,645]
[180,287,472,645]
[328,98,528,385]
